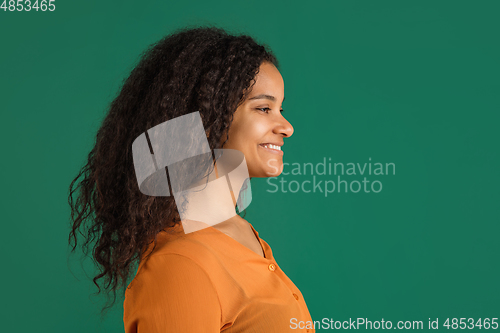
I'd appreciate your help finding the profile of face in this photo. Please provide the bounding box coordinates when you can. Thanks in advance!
[222,62,294,178]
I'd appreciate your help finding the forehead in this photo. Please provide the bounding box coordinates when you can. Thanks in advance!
[250,62,284,96]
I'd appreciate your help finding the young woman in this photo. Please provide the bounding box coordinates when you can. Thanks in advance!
[68,26,314,332]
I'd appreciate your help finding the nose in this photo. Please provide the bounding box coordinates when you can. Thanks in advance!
[273,114,294,138]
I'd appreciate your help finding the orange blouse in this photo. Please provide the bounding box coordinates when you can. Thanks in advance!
[123,221,315,332]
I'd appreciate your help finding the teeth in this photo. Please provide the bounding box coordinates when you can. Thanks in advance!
[262,144,281,151]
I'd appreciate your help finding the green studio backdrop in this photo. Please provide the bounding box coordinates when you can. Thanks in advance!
[1,0,499,332]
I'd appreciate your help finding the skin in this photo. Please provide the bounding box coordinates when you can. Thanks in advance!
[210,61,294,257]
[222,61,294,177]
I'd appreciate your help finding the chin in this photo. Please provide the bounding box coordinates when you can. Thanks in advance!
[265,158,283,176]
[249,159,284,177]
[265,170,282,178]
[264,164,284,178]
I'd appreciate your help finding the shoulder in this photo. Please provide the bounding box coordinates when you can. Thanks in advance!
[131,253,216,289]
[144,227,222,268]
[124,253,222,332]
[129,228,224,289]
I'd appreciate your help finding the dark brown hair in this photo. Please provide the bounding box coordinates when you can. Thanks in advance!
[68,25,278,316]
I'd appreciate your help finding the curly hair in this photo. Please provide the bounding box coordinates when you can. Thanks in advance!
[67,25,279,316]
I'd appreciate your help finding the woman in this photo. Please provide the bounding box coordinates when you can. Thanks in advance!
[68,26,314,332]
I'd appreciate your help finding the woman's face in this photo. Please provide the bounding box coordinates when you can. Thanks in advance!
[223,61,294,178]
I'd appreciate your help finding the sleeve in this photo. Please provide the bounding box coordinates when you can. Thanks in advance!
[123,253,221,333]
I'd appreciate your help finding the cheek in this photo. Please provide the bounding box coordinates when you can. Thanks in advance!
[253,120,268,138]
[225,113,270,159]
[243,120,267,146]
[233,121,266,148]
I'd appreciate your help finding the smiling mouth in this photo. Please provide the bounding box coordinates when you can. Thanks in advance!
[259,143,281,151]
[259,143,284,155]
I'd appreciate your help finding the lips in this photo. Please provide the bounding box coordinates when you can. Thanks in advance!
[259,143,284,155]
[259,143,281,151]
[259,142,283,147]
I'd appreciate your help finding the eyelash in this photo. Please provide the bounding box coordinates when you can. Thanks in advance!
[257,108,284,114]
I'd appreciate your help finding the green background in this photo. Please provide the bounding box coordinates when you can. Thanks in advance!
[1,0,499,331]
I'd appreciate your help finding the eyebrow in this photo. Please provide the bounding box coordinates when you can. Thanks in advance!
[248,94,285,103]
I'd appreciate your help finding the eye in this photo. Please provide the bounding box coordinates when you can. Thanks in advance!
[256,107,271,113]
[256,107,285,114]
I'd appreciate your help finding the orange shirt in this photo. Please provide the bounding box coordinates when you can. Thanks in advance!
[123,222,315,332]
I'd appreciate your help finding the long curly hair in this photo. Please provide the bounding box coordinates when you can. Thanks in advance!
[68,25,278,316]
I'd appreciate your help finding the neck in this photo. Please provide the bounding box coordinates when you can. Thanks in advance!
[175,149,251,235]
